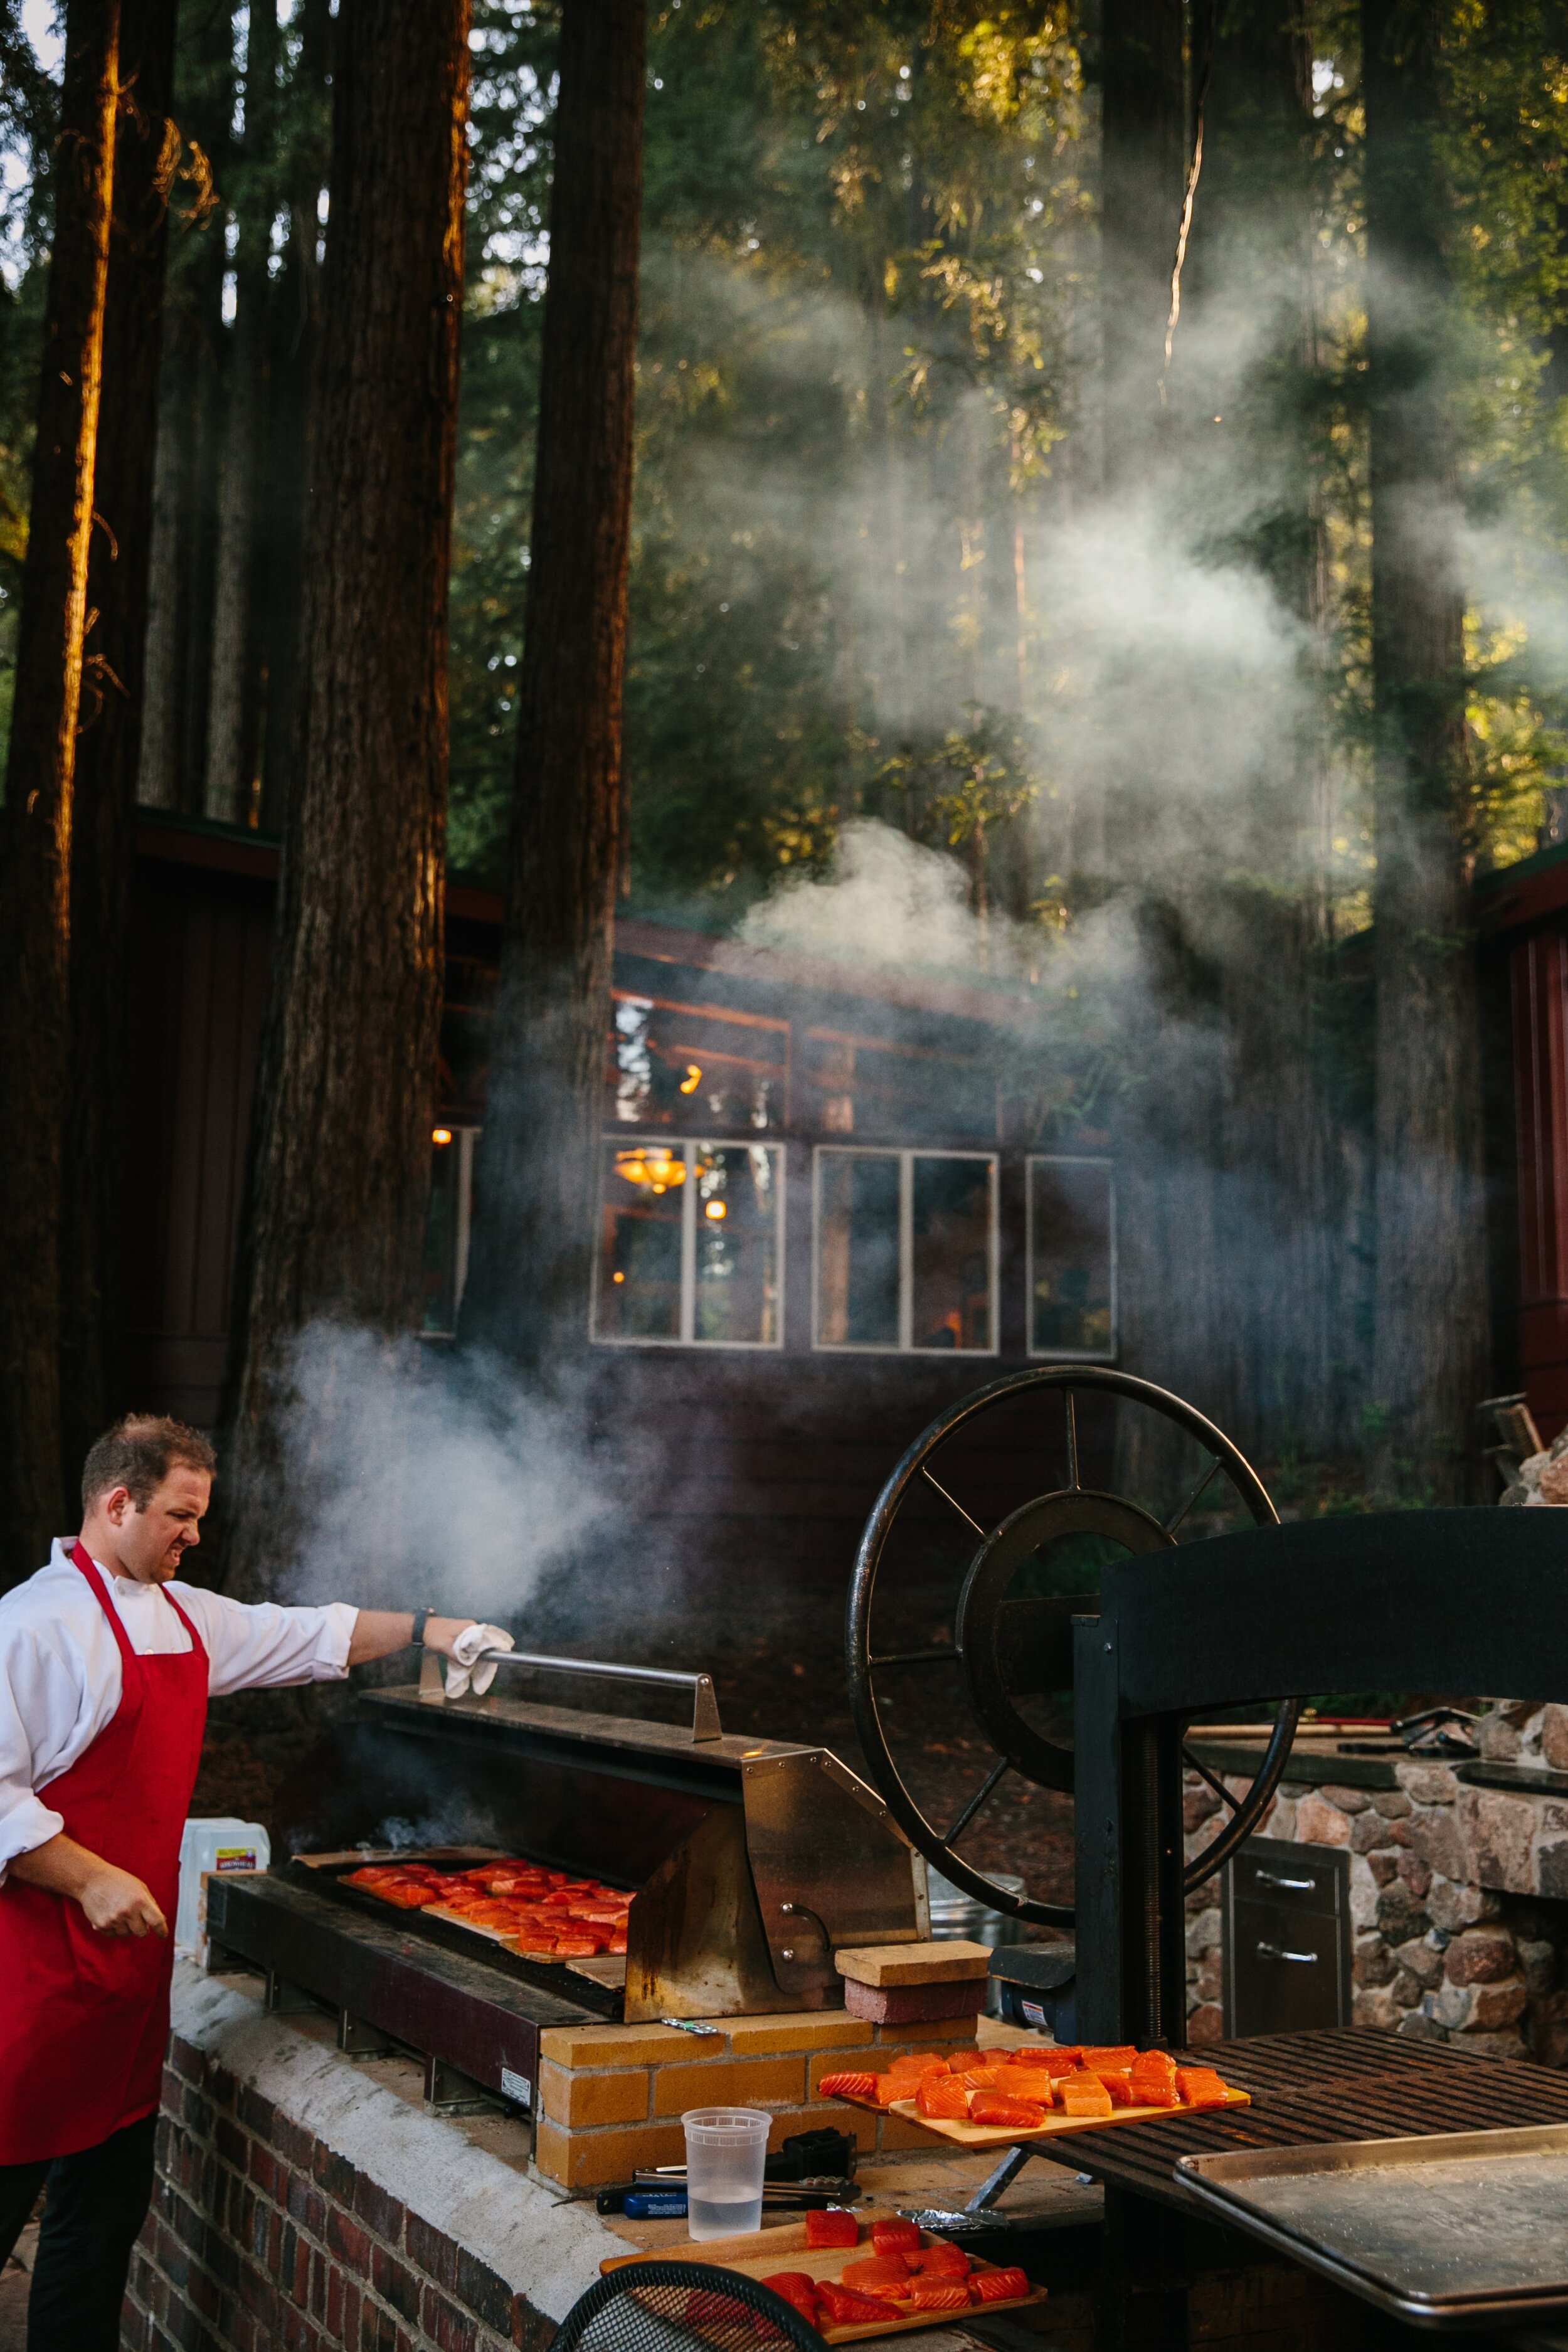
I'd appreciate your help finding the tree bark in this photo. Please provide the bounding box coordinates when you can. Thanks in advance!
[0,0,120,1585]
[61,0,179,1490]
[223,0,470,1591]
[204,0,279,825]
[1362,0,1489,1493]
[460,0,647,1372]
[1098,0,1184,480]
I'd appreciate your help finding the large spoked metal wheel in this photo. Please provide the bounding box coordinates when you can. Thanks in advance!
[846,1365,1299,1928]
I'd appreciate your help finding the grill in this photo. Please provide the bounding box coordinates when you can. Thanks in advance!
[204,1649,924,2116]
[1064,2028,1568,2212]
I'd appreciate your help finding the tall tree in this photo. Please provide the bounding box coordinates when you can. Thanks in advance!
[1098,0,1184,480]
[0,0,120,1584]
[60,0,181,1490]
[1362,0,1489,1491]
[460,0,648,1370]
[223,0,471,1589]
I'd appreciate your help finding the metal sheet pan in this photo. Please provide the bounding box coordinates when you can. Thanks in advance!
[1177,2122,1568,2329]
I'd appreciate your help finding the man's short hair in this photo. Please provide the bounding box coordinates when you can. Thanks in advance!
[82,1415,217,1512]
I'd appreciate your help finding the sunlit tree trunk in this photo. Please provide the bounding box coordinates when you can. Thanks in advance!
[460,0,647,1371]
[224,0,470,1596]
[0,0,120,1585]
[1362,0,1489,1494]
[61,0,179,1487]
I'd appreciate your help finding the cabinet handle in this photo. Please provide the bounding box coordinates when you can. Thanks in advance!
[1253,1871,1316,1892]
[1256,1939,1318,1965]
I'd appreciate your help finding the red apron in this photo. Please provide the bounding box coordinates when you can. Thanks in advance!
[0,1543,208,2163]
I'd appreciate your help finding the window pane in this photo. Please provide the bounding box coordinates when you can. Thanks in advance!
[694,1145,780,1345]
[1031,1160,1115,1356]
[598,1142,685,1340]
[911,1155,993,1350]
[817,1151,900,1346]
[421,1132,460,1334]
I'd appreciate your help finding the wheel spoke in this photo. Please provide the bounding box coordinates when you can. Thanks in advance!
[1165,1454,1220,1536]
[1063,1387,1080,1491]
[1183,1742,1239,1813]
[920,1463,985,1537]
[869,1648,961,1668]
[945,1757,1010,1845]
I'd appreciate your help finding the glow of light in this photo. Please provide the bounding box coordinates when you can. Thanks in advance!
[612,1271,625,1283]
[432,1127,453,1146]
[614,1148,686,1190]
[705,1200,727,1221]
[679,1064,702,1094]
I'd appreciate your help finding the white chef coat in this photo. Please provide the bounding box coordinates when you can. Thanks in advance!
[0,1538,358,1879]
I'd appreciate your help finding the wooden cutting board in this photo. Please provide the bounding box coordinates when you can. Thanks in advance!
[834,1941,993,1987]
[885,2086,1251,2148]
[601,2219,1046,2342]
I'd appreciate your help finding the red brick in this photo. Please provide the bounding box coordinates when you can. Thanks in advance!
[285,2171,327,2238]
[209,2061,239,2107]
[352,2172,406,2247]
[248,2140,280,2198]
[423,2282,481,2352]
[167,2037,204,2087]
[236,2087,276,2140]
[270,2114,315,2170]
[314,2144,358,2200]
[406,2213,461,2295]
[328,2206,374,2274]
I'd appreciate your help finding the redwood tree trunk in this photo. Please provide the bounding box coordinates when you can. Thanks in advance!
[0,0,120,1584]
[224,0,470,1591]
[460,0,647,1371]
[1362,0,1489,1493]
[61,0,180,1491]
[1098,0,1184,479]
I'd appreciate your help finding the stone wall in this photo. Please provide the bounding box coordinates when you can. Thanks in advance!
[1183,1759,1568,2062]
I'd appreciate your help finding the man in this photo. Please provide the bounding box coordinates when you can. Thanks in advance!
[0,1413,512,2349]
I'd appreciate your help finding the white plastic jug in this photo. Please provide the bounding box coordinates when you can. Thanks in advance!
[176,1816,270,1953]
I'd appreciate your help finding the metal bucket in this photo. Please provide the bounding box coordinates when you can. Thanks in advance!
[926,1867,1025,2015]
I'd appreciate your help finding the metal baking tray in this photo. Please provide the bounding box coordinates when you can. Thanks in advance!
[1177,2124,1568,2329]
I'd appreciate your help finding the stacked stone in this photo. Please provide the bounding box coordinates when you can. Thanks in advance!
[1182,1760,1544,2060]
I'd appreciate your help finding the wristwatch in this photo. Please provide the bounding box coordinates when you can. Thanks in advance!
[411,1607,434,1648]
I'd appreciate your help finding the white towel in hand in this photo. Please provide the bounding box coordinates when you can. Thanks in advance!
[444,1622,514,1699]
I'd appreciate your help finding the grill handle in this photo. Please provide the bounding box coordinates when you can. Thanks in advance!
[1252,1870,1316,1893]
[1256,1939,1318,1965]
[418,1646,724,1740]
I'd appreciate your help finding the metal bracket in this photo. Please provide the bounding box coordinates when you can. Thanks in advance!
[965,2144,1037,2215]
[422,2054,500,2117]
[337,2010,393,2058]
[265,1972,320,2017]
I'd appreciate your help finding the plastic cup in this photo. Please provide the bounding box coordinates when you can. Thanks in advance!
[682,2107,770,2241]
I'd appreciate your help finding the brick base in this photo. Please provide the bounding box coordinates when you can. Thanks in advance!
[121,2034,551,2352]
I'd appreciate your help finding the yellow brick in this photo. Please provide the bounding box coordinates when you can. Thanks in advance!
[726,2012,867,2057]
[539,2022,722,2069]
[808,2045,882,2095]
[652,2054,805,2116]
[533,2117,687,2191]
[539,2060,649,2129]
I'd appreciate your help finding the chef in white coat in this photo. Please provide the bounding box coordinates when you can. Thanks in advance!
[0,1412,512,2351]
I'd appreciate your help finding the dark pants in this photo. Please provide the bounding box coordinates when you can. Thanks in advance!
[0,2113,156,2351]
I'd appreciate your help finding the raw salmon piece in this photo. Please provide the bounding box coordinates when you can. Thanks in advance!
[916,2074,972,2121]
[871,2219,923,2255]
[872,2076,908,2109]
[906,2282,971,2312]
[958,2067,1009,2091]
[818,2072,879,2102]
[973,2267,1030,2303]
[816,2282,897,2326]
[551,1936,601,1956]
[842,2257,914,2290]
[1176,2067,1231,2109]
[376,1881,438,1909]
[886,2053,947,2080]
[1079,2045,1138,2072]
[805,2208,859,2249]
[1128,2051,1180,2109]
[969,2091,1047,2128]
[1097,2070,1136,2106]
[910,2245,970,2277]
[1034,2046,1084,2076]
[944,2048,987,2073]
[1058,2072,1113,2119]
[761,2274,818,2297]
[1001,2070,1057,2106]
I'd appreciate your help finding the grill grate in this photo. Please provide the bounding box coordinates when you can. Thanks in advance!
[1067,2030,1568,2210]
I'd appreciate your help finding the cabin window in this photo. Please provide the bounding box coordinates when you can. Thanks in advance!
[421,1125,480,1337]
[813,1147,997,1353]
[1028,1155,1116,1359]
[594,1138,785,1347]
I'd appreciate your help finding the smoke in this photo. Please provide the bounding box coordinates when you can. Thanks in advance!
[259,1322,623,1624]
[738,817,987,974]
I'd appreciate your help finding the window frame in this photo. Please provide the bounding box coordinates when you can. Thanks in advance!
[811,1143,1000,1357]
[1025,1152,1118,1363]
[591,1135,787,1351]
